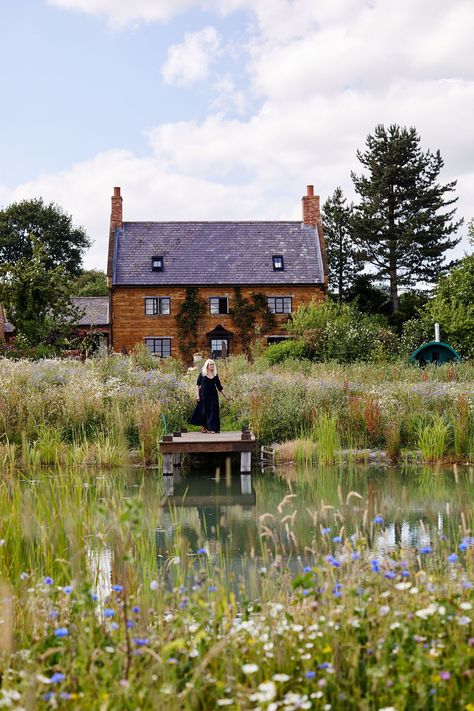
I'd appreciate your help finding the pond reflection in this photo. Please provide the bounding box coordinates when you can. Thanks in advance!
[13,460,474,600]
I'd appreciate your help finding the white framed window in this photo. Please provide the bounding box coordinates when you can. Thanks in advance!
[267,297,292,314]
[210,339,229,358]
[209,297,229,315]
[144,297,171,315]
[144,338,171,357]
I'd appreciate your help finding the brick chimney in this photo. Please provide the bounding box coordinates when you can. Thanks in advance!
[111,186,123,229]
[107,187,123,285]
[302,185,328,289]
[302,184,320,227]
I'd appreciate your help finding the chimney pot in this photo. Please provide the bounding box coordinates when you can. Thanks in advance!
[307,185,314,197]
[113,187,121,197]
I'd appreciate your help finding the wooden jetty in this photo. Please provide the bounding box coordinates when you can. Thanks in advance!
[159,430,256,475]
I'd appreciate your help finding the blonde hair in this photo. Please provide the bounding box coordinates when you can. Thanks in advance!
[202,359,217,377]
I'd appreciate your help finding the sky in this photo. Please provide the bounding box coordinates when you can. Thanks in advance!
[0,0,473,270]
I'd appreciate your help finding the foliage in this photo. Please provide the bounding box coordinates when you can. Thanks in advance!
[0,197,90,276]
[251,291,276,332]
[230,287,255,353]
[284,299,398,363]
[230,288,275,354]
[264,339,308,364]
[175,287,207,362]
[351,124,462,313]
[424,253,474,358]
[344,274,391,315]
[0,240,79,345]
[71,269,108,296]
[322,186,363,301]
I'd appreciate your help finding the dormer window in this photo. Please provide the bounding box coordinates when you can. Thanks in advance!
[152,256,164,272]
[272,255,284,271]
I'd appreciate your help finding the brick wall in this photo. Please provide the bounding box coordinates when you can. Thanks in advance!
[111,284,324,357]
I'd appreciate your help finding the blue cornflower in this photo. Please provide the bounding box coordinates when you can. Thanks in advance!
[132,606,140,614]
[303,566,312,573]
[332,536,342,543]
[318,663,329,669]
[448,553,458,563]
[111,584,123,592]
[335,583,343,590]
[111,622,119,630]
[401,570,410,577]
[54,627,69,638]
[419,546,432,554]
[42,692,55,701]
[60,692,72,699]
[373,515,384,524]
[351,551,360,561]
[303,589,310,596]
[197,547,207,554]
[126,620,135,628]
[49,672,65,684]
[333,590,342,598]
[305,671,316,678]
[44,577,54,586]
[385,571,396,579]
[459,542,468,552]
[133,638,149,646]
[462,581,472,589]
[209,585,217,592]
[63,585,73,594]
[90,592,98,602]
[49,610,59,619]
[371,560,380,573]
[322,527,331,535]
[104,608,115,618]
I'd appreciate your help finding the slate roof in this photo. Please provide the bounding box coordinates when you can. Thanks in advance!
[71,297,109,326]
[113,222,325,286]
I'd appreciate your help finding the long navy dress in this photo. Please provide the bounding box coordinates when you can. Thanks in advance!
[189,373,223,432]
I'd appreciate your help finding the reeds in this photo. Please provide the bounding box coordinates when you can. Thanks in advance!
[418,415,450,462]
[313,414,340,464]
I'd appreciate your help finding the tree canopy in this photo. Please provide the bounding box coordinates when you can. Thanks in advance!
[351,124,461,314]
[0,241,79,345]
[425,252,474,358]
[322,187,363,302]
[72,269,108,296]
[0,198,90,276]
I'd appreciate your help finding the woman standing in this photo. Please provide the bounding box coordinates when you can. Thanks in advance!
[189,359,226,433]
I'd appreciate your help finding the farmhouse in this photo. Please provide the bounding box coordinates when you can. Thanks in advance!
[107,186,328,359]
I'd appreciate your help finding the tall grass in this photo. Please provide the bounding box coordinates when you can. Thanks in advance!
[418,415,450,462]
[0,356,473,463]
[0,464,473,708]
[313,413,340,464]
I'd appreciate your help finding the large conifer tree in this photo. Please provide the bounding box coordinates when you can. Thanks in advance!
[322,187,363,302]
[351,124,461,313]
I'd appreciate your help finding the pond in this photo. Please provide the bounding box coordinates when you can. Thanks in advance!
[10,458,474,600]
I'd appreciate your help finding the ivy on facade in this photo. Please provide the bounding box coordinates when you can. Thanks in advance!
[231,287,275,354]
[175,287,206,362]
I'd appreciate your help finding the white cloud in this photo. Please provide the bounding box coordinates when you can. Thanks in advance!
[17,0,474,269]
[47,0,196,27]
[161,27,220,86]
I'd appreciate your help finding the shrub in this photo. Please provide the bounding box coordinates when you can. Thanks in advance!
[264,339,308,364]
[285,299,397,363]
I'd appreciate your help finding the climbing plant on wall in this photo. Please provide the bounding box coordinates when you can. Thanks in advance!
[175,287,206,362]
[231,287,275,354]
